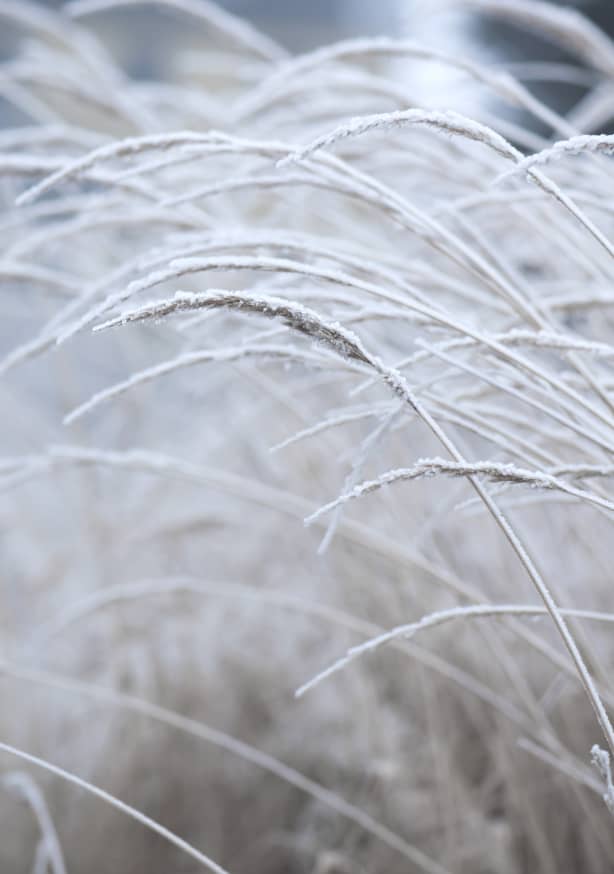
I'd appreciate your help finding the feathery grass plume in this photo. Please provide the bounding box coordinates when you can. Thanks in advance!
[92,286,614,760]
[304,458,614,523]
[296,603,614,699]
[499,133,614,180]
[591,745,614,816]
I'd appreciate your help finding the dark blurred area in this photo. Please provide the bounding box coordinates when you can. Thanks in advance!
[30,0,614,49]
[3,1,614,131]
[475,1,614,125]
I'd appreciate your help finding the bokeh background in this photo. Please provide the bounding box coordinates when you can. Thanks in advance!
[9,1,614,122]
[26,0,614,50]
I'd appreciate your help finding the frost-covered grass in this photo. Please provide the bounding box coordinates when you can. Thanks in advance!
[1,1,614,871]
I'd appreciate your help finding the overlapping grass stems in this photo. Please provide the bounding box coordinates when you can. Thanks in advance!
[1,0,614,871]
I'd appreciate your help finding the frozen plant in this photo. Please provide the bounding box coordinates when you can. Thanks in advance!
[0,1,613,872]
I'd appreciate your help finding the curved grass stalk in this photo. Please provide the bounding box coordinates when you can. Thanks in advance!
[0,741,231,874]
[66,0,288,63]
[0,660,451,874]
[96,289,614,755]
[305,458,614,525]
[296,603,614,698]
